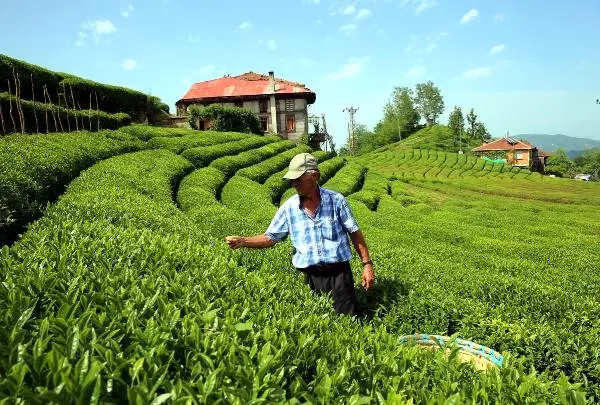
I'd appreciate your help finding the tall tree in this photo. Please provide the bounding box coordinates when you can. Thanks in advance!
[448,106,465,146]
[387,86,420,139]
[413,81,444,125]
[545,148,575,177]
[466,108,477,140]
[474,121,488,141]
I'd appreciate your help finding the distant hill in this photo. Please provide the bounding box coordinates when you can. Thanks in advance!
[514,134,600,159]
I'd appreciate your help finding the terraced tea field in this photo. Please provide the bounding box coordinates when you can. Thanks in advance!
[1,126,599,403]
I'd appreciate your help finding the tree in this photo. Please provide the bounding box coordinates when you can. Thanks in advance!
[545,148,575,177]
[387,86,420,139]
[414,81,444,125]
[577,147,600,179]
[466,108,477,140]
[474,121,488,141]
[339,123,376,155]
[448,106,465,146]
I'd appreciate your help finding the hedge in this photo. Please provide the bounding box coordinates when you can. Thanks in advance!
[118,125,197,141]
[0,54,169,125]
[0,130,143,245]
[188,104,262,134]
[237,144,313,184]
[0,92,131,134]
[209,140,296,178]
[322,162,367,196]
[147,131,251,154]
[181,136,278,168]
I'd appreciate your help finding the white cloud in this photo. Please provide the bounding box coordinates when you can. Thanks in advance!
[462,67,493,80]
[238,21,253,30]
[77,19,116,46]
[402,0,437,15]
[267,39,277,50]
[90,20,117,34]
[75,32,87,47]
[490,44,505,55]
[315,19,323,26]
[406,65,426,78]
[122,59,137,70]
[353,9,372,21]
[120,4,133,17]
[188,34,200,43]
[460,9,479,24]
[340,23,357,34]
[405,31,446,54]
[324,56,369,82]
[308,0,320,3]
[343,5,356,15]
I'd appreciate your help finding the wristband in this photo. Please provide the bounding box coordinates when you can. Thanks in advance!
[362,259,373,266]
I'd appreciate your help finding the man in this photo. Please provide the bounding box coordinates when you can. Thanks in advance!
[225,152,375,315]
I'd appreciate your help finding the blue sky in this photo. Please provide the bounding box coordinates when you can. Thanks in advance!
[1,0,599,147]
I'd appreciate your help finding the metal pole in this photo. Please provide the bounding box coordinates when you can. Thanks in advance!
[343,106,359,155]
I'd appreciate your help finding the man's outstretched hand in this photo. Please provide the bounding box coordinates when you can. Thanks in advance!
[225,235,244,249]
[361,264,375,290]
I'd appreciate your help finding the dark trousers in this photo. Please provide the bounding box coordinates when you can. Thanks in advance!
[297,261,358,315]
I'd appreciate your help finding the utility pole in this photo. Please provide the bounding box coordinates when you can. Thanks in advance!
[343,106,359,155]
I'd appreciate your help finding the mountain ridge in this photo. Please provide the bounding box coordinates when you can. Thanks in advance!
[511,134,600,158]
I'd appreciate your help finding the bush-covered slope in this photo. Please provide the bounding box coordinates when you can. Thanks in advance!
[1,127,600,403]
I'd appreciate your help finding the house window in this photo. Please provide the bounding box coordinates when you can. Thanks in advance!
[234,101,243,108]
[259,99,268,113]
[260,116,268,132]
[285,99,294,112]
[515,152,523,159]
[286,115,296,132]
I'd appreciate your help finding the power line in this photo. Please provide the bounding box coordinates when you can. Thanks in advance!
[343,106,359,155]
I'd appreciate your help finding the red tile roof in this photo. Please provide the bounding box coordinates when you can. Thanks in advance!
[472,137,535,152]
[177,71,316,104]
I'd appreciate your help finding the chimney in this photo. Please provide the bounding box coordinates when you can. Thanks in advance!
[268,71,278,134]
[268,71,275,93]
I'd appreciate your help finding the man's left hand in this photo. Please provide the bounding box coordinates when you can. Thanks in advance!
[361,264,375,290]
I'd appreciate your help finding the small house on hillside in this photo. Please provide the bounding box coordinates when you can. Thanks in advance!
[175,71,316,142]
[471,136,551,172]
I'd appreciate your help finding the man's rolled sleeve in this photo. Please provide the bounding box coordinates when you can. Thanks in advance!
[264,206,289,242]
[339,197,359,233]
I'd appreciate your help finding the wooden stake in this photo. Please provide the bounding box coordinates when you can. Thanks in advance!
[13,68,24,133]
[95,91,100,130]
[7,79,16,132]
[69,84,79,131]
[88,93,92,131]
[0,102,6,134]
[60,83,70,132]
[31,73,39,133]
[42,84,49,133]
[44,85,57,133]
[56,88,66,132]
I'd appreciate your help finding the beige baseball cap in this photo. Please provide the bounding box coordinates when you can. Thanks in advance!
[283,153,318,180]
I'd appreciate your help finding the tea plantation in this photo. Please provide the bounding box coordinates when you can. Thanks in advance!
[1,126,599,404]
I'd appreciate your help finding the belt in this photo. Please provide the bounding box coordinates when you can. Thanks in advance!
[298,261,349,276]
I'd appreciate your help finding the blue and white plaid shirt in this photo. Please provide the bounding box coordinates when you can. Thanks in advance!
[265,186,360,269]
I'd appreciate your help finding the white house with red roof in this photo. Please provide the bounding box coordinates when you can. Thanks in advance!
[472,135,551,171]
[175,71,316,142]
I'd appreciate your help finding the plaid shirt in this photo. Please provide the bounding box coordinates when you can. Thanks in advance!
[265,187,360,269]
